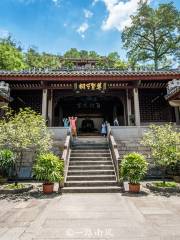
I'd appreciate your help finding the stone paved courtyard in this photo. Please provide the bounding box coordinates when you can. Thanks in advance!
[0,187,180,240]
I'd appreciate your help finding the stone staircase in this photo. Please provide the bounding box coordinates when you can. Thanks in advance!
[116,139,162,178]
[62,137,121,193]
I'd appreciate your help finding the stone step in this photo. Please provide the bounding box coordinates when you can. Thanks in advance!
[71,153,111,157]
[69,161,113,166]
[74,139,107,143]
[70,157,111,161]
[68,165,114,170]
[74,141,108,144]
[73,142,108,145]
[71,149,110,153]
[62,186,121,193]
[64,181,117,187]
[67,175,116,181]
[72,146,109,149]
[68,170,115,175]
[64,136,118,193]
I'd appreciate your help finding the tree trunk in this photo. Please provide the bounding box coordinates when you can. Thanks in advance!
[14,151,23,186]
[162,166,166,185]
[154,58,158,70]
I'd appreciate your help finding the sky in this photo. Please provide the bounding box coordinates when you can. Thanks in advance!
[0,0,179,58]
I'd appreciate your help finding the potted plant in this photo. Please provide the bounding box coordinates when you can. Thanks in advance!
[33,153,64,194]
[121,152,148,193]
[0,149,15,183]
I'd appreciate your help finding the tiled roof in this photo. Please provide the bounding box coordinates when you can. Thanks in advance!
[0,69,180,77]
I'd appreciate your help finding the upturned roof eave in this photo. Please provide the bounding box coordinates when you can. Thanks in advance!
[0,70,180,82]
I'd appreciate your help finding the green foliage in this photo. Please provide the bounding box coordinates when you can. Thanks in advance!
[25,47,60,69]
[0,149,15,177]
[0,38,26,70]
[121,152,148,184]
[141,124,180,169]
[122,1,180,70]
[0,36,130,70]
[153,181,177,188]
[33,153,64,183]
[0,108,52,153]
[0,108,52,178]
[64,48,81,59]
[4,183,25,190]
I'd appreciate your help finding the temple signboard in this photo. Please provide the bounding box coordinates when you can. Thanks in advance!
[77,82,105,91]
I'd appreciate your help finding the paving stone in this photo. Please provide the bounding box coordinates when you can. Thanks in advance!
[0,227,26,240]
[1,192,180,239]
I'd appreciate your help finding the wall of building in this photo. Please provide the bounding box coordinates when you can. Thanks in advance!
[139,89,175,123]
[10,90,42,114]
[111,126,179,178]
[17,127,68,179]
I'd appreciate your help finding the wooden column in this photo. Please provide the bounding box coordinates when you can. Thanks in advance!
[42,89,48,120]
[175,107,180,125]
[133,88,140,126]
[126,90,132,126]
[48,90,53,127]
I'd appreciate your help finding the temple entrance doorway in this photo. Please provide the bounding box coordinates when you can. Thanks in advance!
[54,95,125,134]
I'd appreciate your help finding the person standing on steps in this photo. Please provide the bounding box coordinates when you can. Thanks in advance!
[69,116,77,139]
[101,121,107,137]
[113,117,119,126]
[63,118,69,127]
[63,117,70,135]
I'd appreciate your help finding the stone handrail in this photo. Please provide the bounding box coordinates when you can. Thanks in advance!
[61,135,71,182]
[107,125,120,181]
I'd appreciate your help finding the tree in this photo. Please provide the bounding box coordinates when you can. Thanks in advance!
[64,48,80,59]
[114,59,128,70]
[41,52,60,69]
[106,52,120,68]
[0,38,26,70]
[122,1,180,70]
[88,51,99,59]
[79,50,89,59]
[141,124,180,183]
[25,47,43,68]
[0,108,52,181]
[25,47,60,69]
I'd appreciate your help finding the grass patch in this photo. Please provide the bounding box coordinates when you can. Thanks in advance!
[4,183,26,190]
[153,181,177,188]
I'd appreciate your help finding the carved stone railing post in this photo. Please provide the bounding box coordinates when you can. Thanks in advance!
[61,135,71,182]
[107,125,121,182]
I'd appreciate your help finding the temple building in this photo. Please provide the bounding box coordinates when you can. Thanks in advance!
[0,64,180,186]
[0,67,180,133]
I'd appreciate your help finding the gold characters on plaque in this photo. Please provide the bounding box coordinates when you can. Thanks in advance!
[78,82,103,91]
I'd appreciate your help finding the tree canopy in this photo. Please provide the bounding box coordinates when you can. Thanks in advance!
[25,47,60,69]
[1,1,180,74]
[122,1,180,70]
[0,38,26,70]
[0,39,129,70]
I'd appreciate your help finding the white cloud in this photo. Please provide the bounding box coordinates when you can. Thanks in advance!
[101,0,149,31]
[77,22,89,38]
[92,0,99,6]
[84,9,93,18]
[17,0,61,5]
[52,0,61,6]
[0,29,10,38]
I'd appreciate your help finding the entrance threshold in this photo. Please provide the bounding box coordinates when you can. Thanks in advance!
[78,132,101,137]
